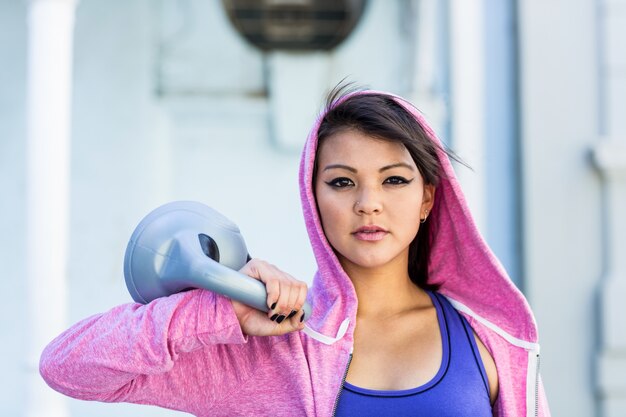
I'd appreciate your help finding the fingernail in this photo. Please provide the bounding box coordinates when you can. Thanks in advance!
[287,310,297,319]
[300,312,306,322]
[276,315,286,324]
[270,314,279,321]
[270,302,277,310]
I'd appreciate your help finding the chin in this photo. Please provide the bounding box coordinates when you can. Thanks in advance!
[344,255,396,270]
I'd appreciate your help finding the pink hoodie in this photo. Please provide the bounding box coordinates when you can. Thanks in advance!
[40,90,550,417]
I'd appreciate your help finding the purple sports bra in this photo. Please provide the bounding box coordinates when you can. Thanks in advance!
[334,291,492,416]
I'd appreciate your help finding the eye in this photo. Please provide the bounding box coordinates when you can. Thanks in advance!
[384,176,413,185]
[325,177,355,188]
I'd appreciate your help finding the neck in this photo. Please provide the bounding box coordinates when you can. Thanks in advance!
[341,256,430,319]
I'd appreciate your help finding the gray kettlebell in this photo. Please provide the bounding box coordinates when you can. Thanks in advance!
[123,201,311,320]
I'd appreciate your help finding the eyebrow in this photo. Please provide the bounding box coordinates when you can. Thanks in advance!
[322,162,415,173]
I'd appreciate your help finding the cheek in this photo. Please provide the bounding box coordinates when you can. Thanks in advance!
[317,195,340,233]
[314,182,330,224]
[396,194,424,234]
[315,188,345,247]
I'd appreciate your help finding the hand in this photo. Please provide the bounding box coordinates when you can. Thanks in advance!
[231,259,308,337]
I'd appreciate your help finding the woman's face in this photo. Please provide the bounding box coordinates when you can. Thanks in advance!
[314,129,435,274]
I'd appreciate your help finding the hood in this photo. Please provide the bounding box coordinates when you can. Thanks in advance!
[298,90,538,347]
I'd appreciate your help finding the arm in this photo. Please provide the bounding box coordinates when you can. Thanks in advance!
[39,289,246,407]
[40,259,308,412]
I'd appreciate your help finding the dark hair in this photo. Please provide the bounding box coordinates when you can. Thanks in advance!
[314,84,453,291]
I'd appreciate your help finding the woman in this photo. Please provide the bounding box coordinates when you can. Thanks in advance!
[40,86,550,416]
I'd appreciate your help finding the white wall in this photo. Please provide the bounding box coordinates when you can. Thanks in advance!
[518,1,603,416]
[0,2,28,416]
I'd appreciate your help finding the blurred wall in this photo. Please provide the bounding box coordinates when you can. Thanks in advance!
[2,0,621,416]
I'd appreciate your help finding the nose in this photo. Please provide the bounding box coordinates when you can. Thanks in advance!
[354,189,383,215]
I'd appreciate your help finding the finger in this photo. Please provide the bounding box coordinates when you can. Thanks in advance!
[287,309,306,330]
[240,259,280,315]
[267,263,294,320]
[274,306,305,334]
[295,281,308,313]
[238,260,258,279]
[271,278,290,323]
[264,276,280,317]
[283,276,301,320]
[283,280,307,321]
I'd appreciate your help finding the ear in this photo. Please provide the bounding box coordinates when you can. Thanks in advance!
[421,184,436,214]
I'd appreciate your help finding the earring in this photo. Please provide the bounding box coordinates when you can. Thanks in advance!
[420,209,429,224]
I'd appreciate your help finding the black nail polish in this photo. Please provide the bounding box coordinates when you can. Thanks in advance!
[276,315,286,324]
[300,312,306,322]
[270,302,277,310]
[287,310,297,319]
[270,314,279,321]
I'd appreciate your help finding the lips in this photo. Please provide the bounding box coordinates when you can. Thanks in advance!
[352,225,389,242]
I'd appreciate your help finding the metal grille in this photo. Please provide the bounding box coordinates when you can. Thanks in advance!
[222,0,366,51]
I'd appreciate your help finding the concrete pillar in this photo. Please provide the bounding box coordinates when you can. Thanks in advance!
[448,0,486,232]
[407,0,448,137]
[25,0,77,416]
[594,1,626,416]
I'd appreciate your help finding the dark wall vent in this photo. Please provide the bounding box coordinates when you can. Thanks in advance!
[222,0,367,51]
